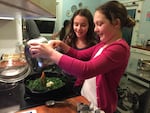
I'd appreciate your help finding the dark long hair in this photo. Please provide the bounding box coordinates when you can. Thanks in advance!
[64,8,99,49]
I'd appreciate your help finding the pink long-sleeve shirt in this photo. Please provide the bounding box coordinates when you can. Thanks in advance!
[58,39,130,113]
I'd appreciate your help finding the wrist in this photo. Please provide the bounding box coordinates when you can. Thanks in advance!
[60,41,70,53]
[49,49,63,64]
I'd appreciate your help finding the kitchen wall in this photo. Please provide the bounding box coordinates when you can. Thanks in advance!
[0,15,22,56]
[55,0,103,32]
[139,0,150,43]
[0,20,18,55]
[56,0,150,46]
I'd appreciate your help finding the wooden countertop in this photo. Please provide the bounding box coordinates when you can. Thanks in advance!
[131,45,150,51]
[16,96,90,113]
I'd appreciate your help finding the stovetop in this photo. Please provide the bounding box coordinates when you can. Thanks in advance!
[0,80,79,113]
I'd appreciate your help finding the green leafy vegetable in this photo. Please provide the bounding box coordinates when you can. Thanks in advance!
[26,77,65,92]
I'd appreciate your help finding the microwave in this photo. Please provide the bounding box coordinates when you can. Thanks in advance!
[33,17,56,38]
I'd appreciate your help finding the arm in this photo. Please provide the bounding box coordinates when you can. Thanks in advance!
[29,40,71,64]
[58,43,129,79]
[51,31,60,40]
[25,20,40,39]
[29,39,95,65]
[48,40,71,53]
[29,40,129,80]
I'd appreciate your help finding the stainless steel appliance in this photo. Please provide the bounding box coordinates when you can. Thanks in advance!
[125,47,150,88]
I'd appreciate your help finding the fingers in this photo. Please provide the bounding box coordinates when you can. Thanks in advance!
[29,43,41,57]
[48,40,62,49]
[29,43,52,58]
[29,47,39,57]
[48,40,57,48]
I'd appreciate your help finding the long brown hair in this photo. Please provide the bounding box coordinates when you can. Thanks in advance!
[64,8,99,49]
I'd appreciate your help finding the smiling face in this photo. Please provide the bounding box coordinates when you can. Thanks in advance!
[73,15,89,39]
[94,10,119,43]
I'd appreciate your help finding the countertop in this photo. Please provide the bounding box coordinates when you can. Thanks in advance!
[131,45,150,51]
[16,96,90,113]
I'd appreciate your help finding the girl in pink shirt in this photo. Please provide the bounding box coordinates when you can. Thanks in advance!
[29,1,136,113]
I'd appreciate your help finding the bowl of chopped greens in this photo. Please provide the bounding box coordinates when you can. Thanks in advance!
[24,72,71,99]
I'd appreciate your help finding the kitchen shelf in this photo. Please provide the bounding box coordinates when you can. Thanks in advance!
[0,0,56,18]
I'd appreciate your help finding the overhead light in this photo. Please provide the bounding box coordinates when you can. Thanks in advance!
[0,17,14,20]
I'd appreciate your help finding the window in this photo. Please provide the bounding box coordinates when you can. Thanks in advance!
[121,1,144,46]
[122,9,136,45]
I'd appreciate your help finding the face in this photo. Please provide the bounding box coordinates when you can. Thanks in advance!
[73,15,89,39]
[94,10,117,43]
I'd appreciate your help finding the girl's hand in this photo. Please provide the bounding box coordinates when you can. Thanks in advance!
[48,40,62,49]
[29,42,54,59]
[28,40,69,65]
[48,40,70,53]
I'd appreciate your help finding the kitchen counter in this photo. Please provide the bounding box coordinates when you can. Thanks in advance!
[132,45,150,51]
[16,96,90,113]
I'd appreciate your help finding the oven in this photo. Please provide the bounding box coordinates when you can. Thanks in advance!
[125,47,150,88]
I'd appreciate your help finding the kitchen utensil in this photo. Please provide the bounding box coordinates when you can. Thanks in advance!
[45,100,67,106]
[24,37,54,72]
[40,72,46,86]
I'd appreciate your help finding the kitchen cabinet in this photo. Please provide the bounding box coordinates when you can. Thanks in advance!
[0,0,56,18]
